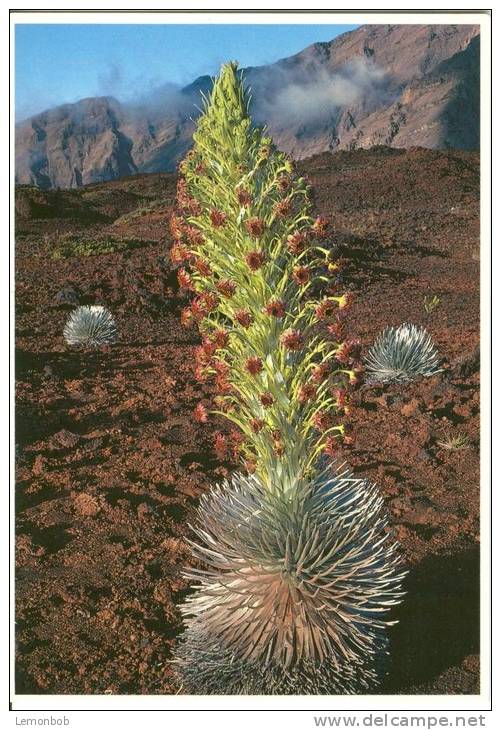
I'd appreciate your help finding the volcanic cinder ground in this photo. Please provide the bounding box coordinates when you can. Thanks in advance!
[15,146,480,695]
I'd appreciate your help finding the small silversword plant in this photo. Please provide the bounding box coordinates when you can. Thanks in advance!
[437,431,471,451]
[364,323,441,383]
[63,305,117,347]
[423,294,440,314]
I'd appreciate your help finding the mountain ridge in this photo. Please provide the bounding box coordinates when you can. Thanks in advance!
[15,23,480,189]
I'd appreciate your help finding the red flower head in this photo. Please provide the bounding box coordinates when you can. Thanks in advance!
[245,250,266,271]
[287,231,308,255]
[215,377,232,394]
[280,328,303,351]
[190,298,206,322]
[214,359,230,379]
[250,418,265,433]
[312,216,329,238]
[312,362,330,383]
[335,342,353,365]
[298,383,317,403]
[313,411,332,432]
[236,187,252,207]
[177,268,194,291]
[216,279,237,298]
[210,209,227,228]
[170,243,191,265]
[277,174,291,192]
[245,217,265,238]
[201,337,216,358]
[274,199,292,218]
[334,388,348,409]
[323,436,339,459]
[327,319,343,340]
[271,429,282,443]
[315,298,338,320]
[260,392,274,407]
[344,431,355,446]
[230,430,245,446]
[194,403,208,423]
[292,265,310,285]
[176,178,188,202]
[169,214,184,240]
[274,443,285,457]
[194,365,209,383]
[194,258,212,277]
[187,198,202,216]
[199,292,219,313]
[213,329,229,350]
[194,345,211,366]
[214,432,228,459]
[230,430,245,459]
[245,356,263,376]
[180,307,193,327]
[185,226,204,247]
[265,298,286,319]
[235,309,253,328]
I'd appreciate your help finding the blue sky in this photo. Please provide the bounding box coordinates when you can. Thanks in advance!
[15,23,358,120]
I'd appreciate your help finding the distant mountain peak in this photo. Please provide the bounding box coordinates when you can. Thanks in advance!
[15,23,480,189]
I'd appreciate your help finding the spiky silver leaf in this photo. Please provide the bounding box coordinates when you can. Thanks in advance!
[63,305,117,347]
[174,466,405,694]
[364,323,442,383]
[175,632,388,695]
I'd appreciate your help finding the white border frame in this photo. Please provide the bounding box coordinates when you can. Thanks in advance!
[6,5,492,717]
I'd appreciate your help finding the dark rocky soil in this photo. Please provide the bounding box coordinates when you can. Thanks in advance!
[15,147,481,695]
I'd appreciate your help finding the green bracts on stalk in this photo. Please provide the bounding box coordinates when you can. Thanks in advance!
[173,61,355,492]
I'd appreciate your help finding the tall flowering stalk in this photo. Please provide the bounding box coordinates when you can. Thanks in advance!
[172,63,404,694]
[173,62,357,489]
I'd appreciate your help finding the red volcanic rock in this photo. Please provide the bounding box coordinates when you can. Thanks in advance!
[15,146,480,695]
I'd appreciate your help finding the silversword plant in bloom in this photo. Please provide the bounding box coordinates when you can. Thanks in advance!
[364,322,442,383]
[173,64,358,479]
[171,62,404,694]
[63,305,117,347]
